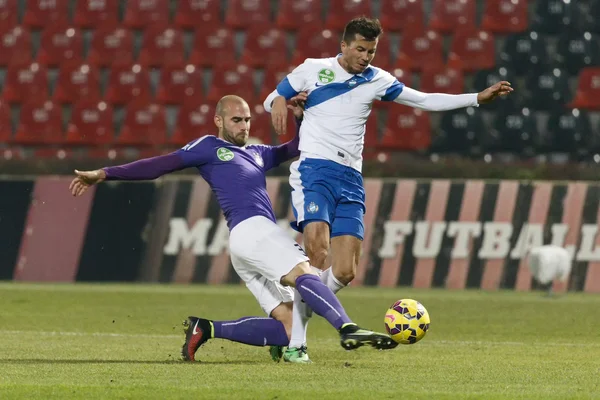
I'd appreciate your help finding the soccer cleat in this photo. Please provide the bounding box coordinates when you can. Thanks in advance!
[339,323,398,351]
[283,346,312,364]
[181,316,212,362]
[269,345,284,362]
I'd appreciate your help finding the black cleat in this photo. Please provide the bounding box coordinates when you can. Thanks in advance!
[339,323,398,351]
[181,316,211,361]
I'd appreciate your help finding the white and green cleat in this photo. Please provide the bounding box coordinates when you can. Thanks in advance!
[283,346,312,364]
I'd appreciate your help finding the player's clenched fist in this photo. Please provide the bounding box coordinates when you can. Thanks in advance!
[69,169,106,197]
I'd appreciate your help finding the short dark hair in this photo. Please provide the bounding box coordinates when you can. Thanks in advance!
[342,16,383,43]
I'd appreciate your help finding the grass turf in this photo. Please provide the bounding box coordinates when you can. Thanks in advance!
[1,283,600,399]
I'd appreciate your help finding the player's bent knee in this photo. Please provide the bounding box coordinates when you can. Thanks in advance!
[335,269,355,285]
[280,261,313,287]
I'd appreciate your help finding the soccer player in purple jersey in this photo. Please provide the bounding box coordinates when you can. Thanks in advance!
[69,95,396,363]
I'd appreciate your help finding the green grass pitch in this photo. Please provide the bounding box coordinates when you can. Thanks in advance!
[1,283,600,399]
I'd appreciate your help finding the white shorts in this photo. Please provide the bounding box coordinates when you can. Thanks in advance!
[229,215,309,315]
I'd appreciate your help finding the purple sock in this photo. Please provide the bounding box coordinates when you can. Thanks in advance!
[212,317,289,347]
[295,274,352,330]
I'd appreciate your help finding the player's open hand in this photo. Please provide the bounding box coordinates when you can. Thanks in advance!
[477,81,514,104]
[271,96,288,136]
[69,169,106,197]
[287,91,308,120]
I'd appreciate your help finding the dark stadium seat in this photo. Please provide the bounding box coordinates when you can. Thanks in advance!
[420,67,464,95]
[498,31,549,76]
[492,107,537,155]
[481,0,529,33]
[530,0,577,34]
[0,99,12,142]
[224,0,271,29]
[395,28,444,71]
[73,0,118,29]
[578,1,600,33]
[275,0,323,31]
[189,27,236,68]
[325,0,372,31]
[240,26,289,69]
[0,0,17,29]
[36,23,84,67]
[472,66,516,95]
[207,64,256,103]
[545,108,593,154]
[569,67,600,110]
[2,61,48,103]
[53,62,101,104]
[156,62,205,105]
[0,25,32,66]
[380,106,431,151]
[554,31,600,76]
[379,0,424,33]
[23,0,67,28]
[447,29,496,73]
[524,67,570,111]
[105,62,152,105]
[170,101,215,146]
[14,99,63,144]
[138,25,185,67]
[87,26,134,67]
[65,99,115,146]
[174,0,221,30]
[428,0,476,34]
[117,100,167,146]
[293,28,341,65]
[123,0,169,29]
[433,107,485,155]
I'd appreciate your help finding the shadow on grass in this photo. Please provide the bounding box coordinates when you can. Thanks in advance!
[0,358,264,365]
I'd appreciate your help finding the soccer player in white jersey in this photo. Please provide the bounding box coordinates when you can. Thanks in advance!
[263,16,513,361]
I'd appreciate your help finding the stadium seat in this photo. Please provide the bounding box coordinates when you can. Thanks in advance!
[0,25,32,66]
[170,101,215,146]
[363,111,380,160]
[240,26,289,69]
[249,104,273,145]
[174,0,221,30]
[569,68,600,110]
[379,0,424,33]
[87,26,134,67]
[123,0,169,29]
[189,27,236,68]
[105,62,152,105]
[207,64,256,103]
[380,106,431,151]
[373,65,412,109]
[53,62,101,104]
[65,99,114,145]
[420,67,464,94]
[498,31,549,76]
[0,0,18,29]
[0,100,12,142]
[293,28,341,65]
[555,32,600,76]
[275,0,323,31]
[545,108,592,154]
[259,64,296,101]
[325,0,371,31]
[138,25,185,67]
[491,107,537,155]
[531,0,577,34]
[36,24,84,67]
[224,0,271,29]
[433,107,485,154]
[372,33,392,71]
[447,29,496,73]
[472,66,518,110]
[428,0,477,34]
[2,61,48,103]
[156,62,204,105]
[117,100,167,146]
[23,0,68,28]
[395,28,444,71]
[524,67,570,111]
[578,1,600,33]
[481,0,529,33]
[73,0,119,28]
[14,99,63,144]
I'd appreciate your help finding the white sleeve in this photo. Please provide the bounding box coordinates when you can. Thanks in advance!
[263,60,311,112]
[393,86,479,111]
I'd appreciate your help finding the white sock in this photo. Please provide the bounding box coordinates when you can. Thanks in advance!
[288,289,311,348]
[321,267,345,294]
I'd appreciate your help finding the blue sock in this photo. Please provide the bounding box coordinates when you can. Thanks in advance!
[212,317,289,346]
[295,274,353,330]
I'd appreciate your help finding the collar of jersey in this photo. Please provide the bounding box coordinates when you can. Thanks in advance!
[334,53,375,80]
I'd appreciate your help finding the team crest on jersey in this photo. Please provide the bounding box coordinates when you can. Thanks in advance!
[307,202,319,214]
[252,151,264,167]
[318,69,335,84]
[216,147,235,161]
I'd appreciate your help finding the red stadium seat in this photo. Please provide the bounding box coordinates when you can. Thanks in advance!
[170,101,215,146]
[447,29,496,73]
[373,33,392,71]
[105,62,152,105]
[249,104,273,145]
[14,99,63,144]
[23,0,68,28]
[275,0,322,31]
[363,112,380,160]
[0,0,18,29]
[481,0,528,33]
[123,0,169,29]
[2,61,48,103]
[207,64,256,103]
[156,62,204,105]
[381,106,431,151]
[379,0,424,33]
[117,100,167,146]
[374,65,413,109]
[569,68,600,110]
[36,23,84,67]
[33,147,73,159]
[0,25,32,66]
[428,0,476,34]
[0,100,12,142]
[293,28,341,65]
[259,64,296,101]
[225,0,271,29]
[325,0,371,31]
[73,0,119,28]
[138,25,185,67]
[396,28,443,71]
[87,26,134,67]
[53,62,101,104]
[189,27,236,68]
[240,26,289,68]
[66,99,114,145]
[174,0,221,30]
[420,67,464,94]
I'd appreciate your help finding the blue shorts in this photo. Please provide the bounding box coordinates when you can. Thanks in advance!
[289,157,365,241]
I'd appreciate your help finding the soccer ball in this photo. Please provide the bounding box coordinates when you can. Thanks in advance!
[384,299,430,345]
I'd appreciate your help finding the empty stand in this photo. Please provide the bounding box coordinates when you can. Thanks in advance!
[240,26,289,68]
[225,0,271,29]
[429,0,476,34]
[379,0,424,33]
[73,0,119,28]
[117,100,167,146]
[189,27,236,67]
[156,62,204,105]
[275,0,323,31]
[87,26,134,67]
[53,62,101,104]
[138,25,185,67]
[2,61,48,103]
[325,0,371,31]
[14,99,63,144]
[65,99,114,145]
[174,0,221,30]
[481,0,528,33]
[105,62,152,105]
